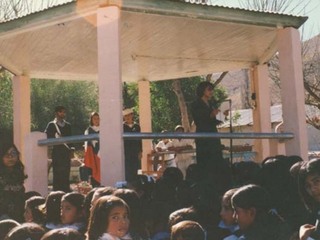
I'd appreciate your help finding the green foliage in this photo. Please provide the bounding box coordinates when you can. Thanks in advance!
[123,82,138,109]
[150,76,227,132]
[31,79,98,135]
[1,71,228,140]
[0,71,13,136]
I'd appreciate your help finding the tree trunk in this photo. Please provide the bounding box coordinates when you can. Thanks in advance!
[172,80,191,132]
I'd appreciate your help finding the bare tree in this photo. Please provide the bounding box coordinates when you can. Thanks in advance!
[238,0,310,14]
[239,0,320,129]
[0,0,68,22]
[172,80,191,131]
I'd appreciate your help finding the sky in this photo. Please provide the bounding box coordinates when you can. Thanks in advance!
[208,0,320,40]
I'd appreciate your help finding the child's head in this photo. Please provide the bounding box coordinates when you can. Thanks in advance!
[90,112,100,127]
[298,158,320,212]
[231,184,270,231]
[174,125,185,133]
[90,186,116,211]
[168,207,200,230]
[220,188,238,226]
[5,222,45,240]
[44,191,65,224]
[113,188,140,220]
[87,195,130,240]
[40,228,85,240]
[24,196,46,223]
[0,219,20,240]
[171,220,205,240]
[60,192,85,225]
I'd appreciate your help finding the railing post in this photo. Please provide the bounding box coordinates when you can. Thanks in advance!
[24,132,48,196]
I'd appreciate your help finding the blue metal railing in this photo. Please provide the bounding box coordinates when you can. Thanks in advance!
[38,132,294,146]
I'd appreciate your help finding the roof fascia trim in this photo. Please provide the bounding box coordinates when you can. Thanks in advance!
[116,0,308,29]
[0,0,308,38]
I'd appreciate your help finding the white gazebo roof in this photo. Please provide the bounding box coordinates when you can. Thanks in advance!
[0,0,307,82]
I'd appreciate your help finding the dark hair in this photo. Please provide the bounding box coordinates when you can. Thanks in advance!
[5,222,45,240]
[168,207,200,230]
[87,195,130,240]
[25,196,46,224]
[196,81,214,98]
[54,106,66,113]
[25,191,42,201]
[89,112,99,126]
[0,141,26,183]
[54,106,67,113]
[83,187,99,220]
[171,220,205,240]
[298,158,320,212]
[0,219,20,240]
[40,228,85,240]
[222,188,239,207]
[186,164,204,183]
[162,167,184,186]
[91,186,116,206]
[113,188,142,235]
[44,191,65,224]
[61,192,85,211]
[231,184,270,217]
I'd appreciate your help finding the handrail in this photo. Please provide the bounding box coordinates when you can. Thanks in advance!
[38,132,294,146]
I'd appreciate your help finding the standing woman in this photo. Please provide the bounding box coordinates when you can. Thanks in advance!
[84,112,101,187]
[0,141,27,222]
[123,108,142,184]
[191,81,231,193]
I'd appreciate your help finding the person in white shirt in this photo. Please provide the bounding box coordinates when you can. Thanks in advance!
[155,130,176,170]
[168,125,195,179]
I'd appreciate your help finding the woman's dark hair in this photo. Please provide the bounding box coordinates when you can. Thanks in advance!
[87,195,130,240]
[298,158,320,212]
[231,184,270,218]
[25,196,46,224]
[0,141,26,182]
[5,222,45,240]
[196,81,214,98]
[89,112,99,126]
[40,228,85,240]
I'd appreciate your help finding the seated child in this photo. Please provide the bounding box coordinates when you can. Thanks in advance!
[5,222,45,240]
[218,188,241,240]
[86,195,131,240]
[24,196,46,224]
[43,191,65,231]
[170,220,205,240]
[60,192,86,233]
[231,184,292,240]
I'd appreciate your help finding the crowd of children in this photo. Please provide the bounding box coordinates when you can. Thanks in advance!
[2,137,320,240]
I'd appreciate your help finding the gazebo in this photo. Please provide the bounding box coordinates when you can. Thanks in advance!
[0,0,308,195]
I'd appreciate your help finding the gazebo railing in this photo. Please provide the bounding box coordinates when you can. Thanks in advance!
[38,132,294,146]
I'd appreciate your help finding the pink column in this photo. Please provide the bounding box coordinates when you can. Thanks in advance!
[278,27,308,161]
[24,132,48,196]
[97,5,125,186]
[138,80,152,171]
[13,75,30,163]
[250,65,271,162]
